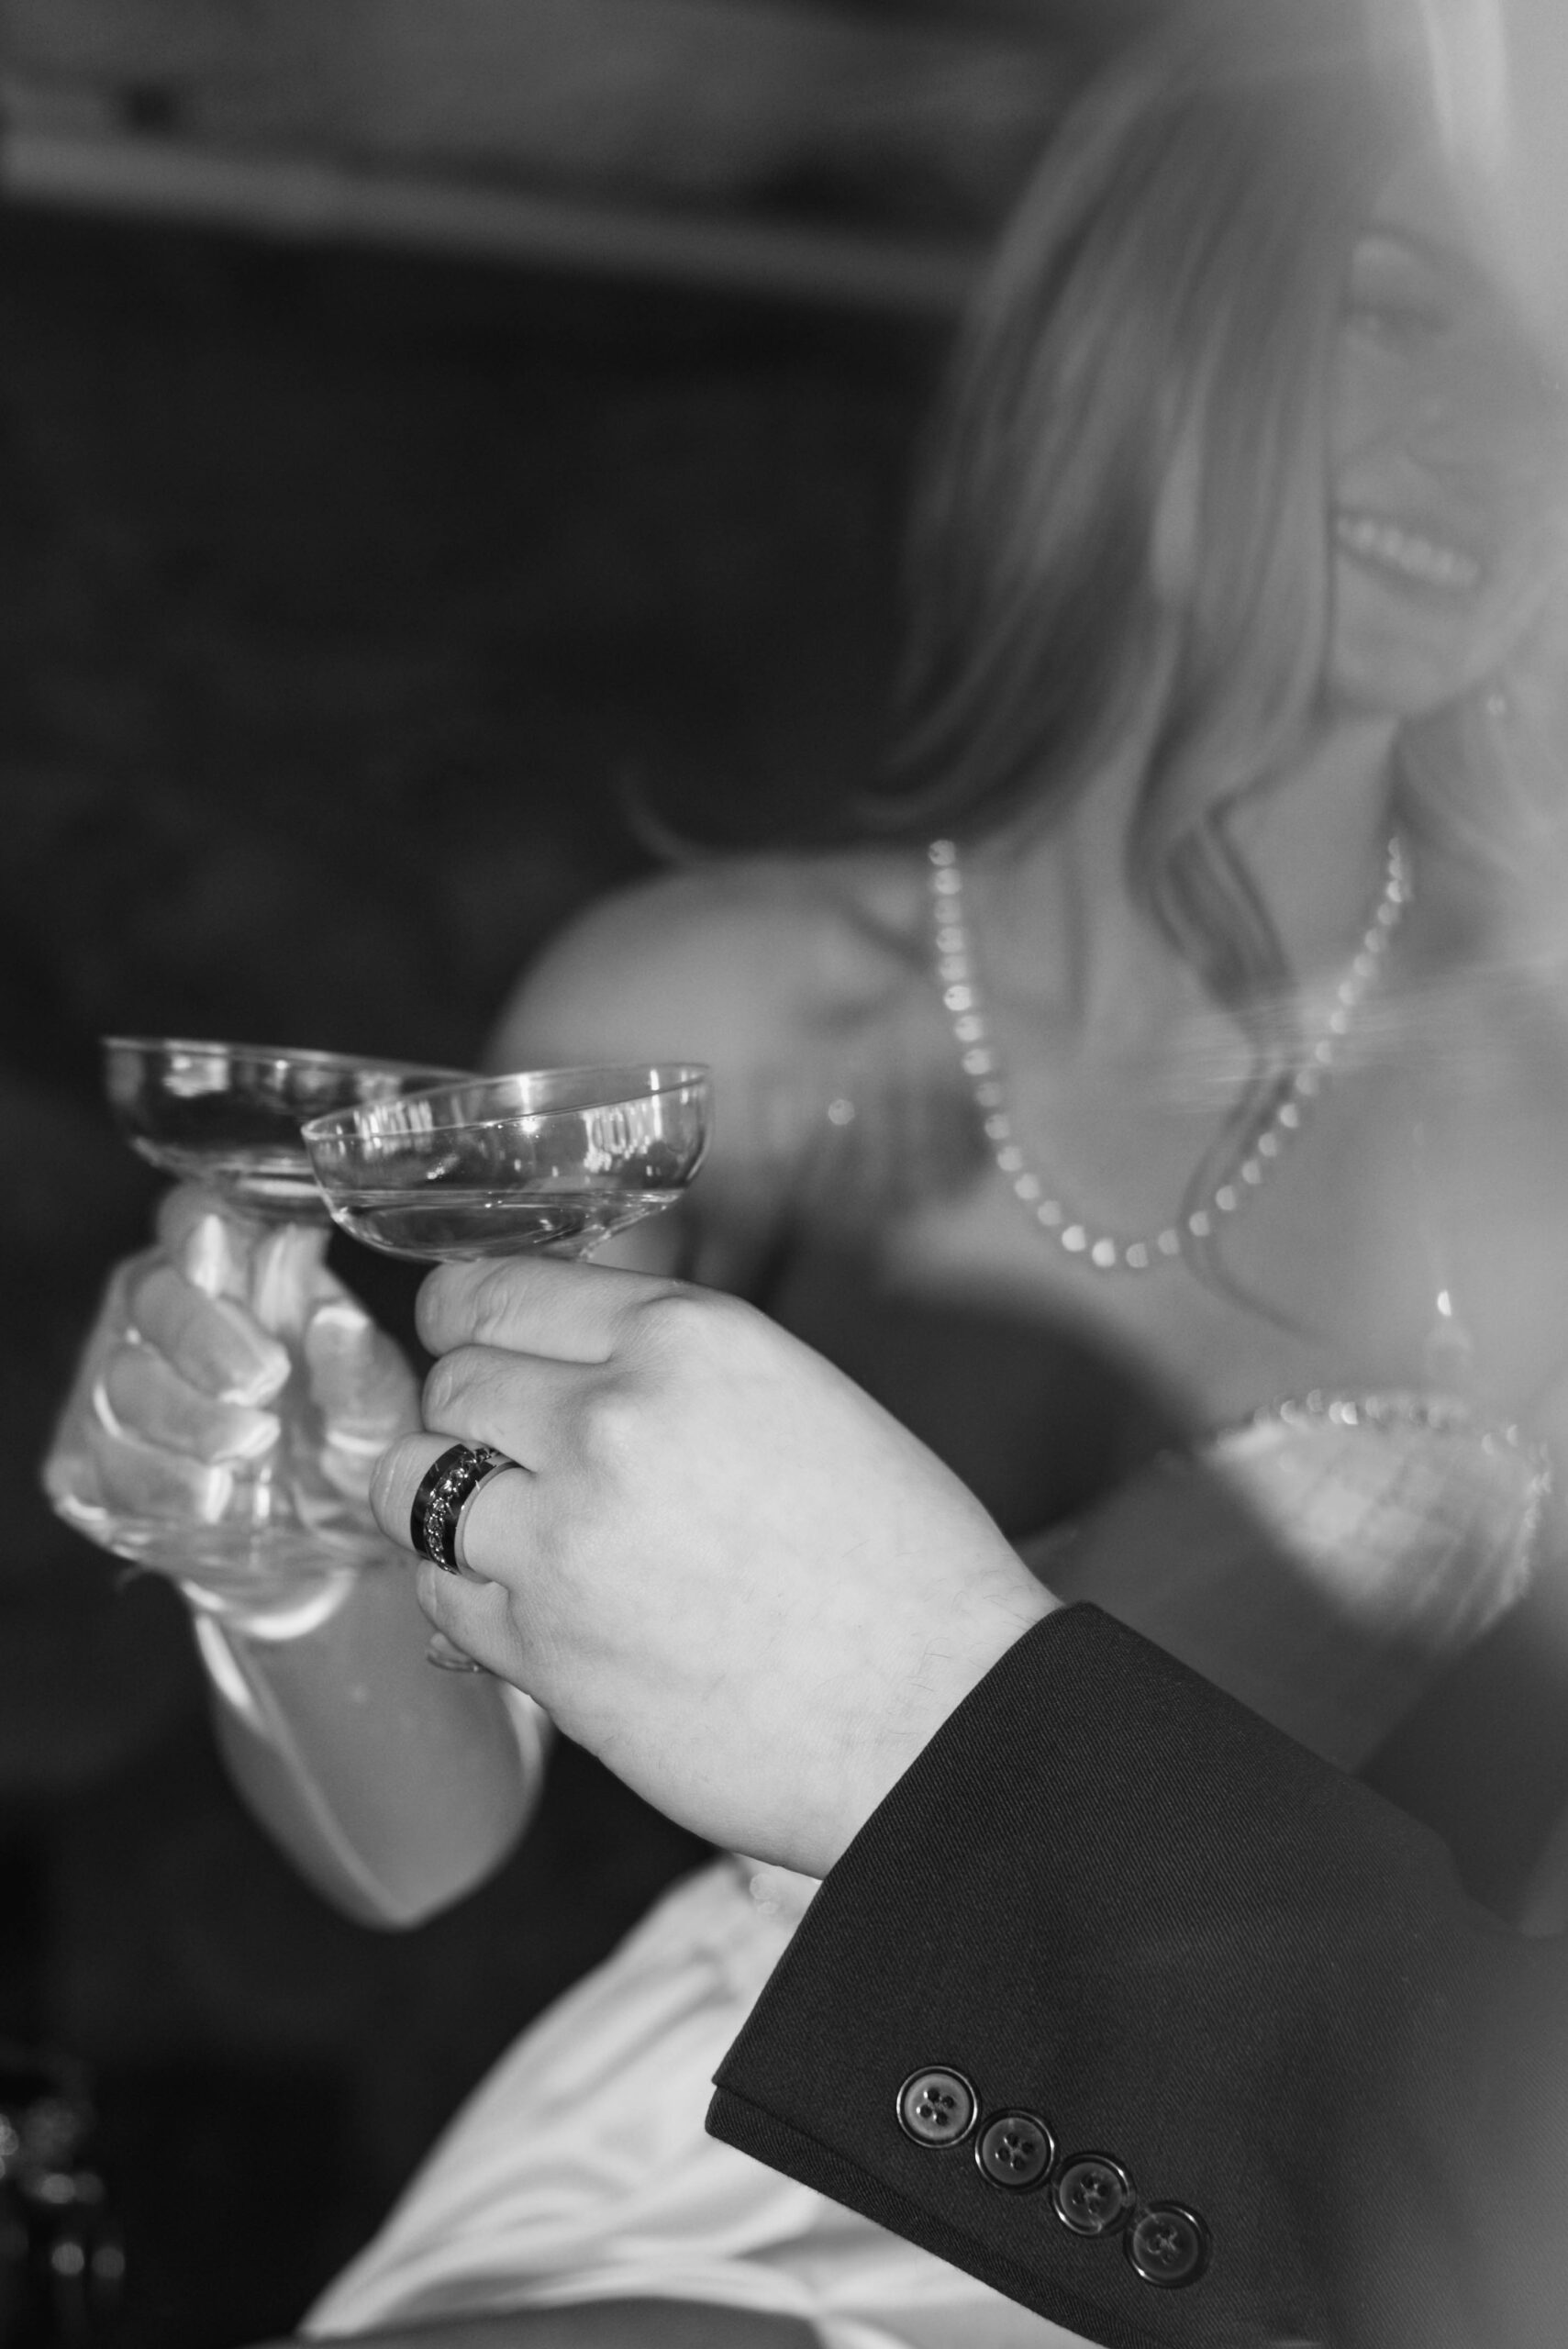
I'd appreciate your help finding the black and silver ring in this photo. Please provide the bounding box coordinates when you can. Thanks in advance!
[410,1442,519,1575]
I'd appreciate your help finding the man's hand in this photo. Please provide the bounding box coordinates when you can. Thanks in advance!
[371,1256,1054,1876]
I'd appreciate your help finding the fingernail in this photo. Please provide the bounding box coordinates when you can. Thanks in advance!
[250,1227,329,1335]
[179,1212,248,1300]
[219,1406,284,1464]
[308,1297,374,1350]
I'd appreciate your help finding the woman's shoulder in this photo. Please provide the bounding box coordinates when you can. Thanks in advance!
[486,846,930,1075]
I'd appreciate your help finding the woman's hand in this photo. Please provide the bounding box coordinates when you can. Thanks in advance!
[43,1184,418,1554]
[370,1256,1055,1877]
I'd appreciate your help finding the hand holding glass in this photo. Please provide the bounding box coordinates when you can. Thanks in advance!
[45,1037,464,1619]
[302,1063,711,1665]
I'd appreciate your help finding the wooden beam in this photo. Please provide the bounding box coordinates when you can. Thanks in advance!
[0,122,984,313]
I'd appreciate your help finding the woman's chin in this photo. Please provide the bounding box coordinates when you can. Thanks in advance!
[1326,556,1541,725]
[1325,613,1492,727]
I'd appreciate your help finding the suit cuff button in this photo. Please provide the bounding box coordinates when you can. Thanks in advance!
[1051,2154,1136,2235]
[1127,2203,1209,2288]
[975,2111,1054,2188]
[896,2067,977,2146]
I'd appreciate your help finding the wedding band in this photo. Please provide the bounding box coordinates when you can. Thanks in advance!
[410,1442,519,1576]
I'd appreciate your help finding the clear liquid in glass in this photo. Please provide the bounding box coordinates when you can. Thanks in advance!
[327,1185,685,1262]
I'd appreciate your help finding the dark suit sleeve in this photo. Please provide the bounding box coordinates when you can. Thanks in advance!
[707,1606,1566,2349]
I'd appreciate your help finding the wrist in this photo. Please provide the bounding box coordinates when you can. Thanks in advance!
[825,1575,1059,1874]
[175,1553,371,1642]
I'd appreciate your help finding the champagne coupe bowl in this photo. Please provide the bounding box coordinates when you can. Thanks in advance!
[300,1063,712,1264]
[104,1035,470,1218]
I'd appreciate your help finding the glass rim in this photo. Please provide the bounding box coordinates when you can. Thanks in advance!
[300,1061,712,1144]
[102,1034,471,1080]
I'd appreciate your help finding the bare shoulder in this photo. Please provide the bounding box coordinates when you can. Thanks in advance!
[484,848,927,1077]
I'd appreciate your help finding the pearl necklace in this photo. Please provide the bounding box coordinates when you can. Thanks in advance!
[929,834,1410,1275]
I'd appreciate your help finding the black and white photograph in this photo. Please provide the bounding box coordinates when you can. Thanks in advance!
[4,4,1568,2344]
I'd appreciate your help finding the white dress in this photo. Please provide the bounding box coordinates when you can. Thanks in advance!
[304,1386,1548,2346]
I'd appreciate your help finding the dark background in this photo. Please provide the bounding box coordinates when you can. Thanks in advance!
[0,198,935,2343]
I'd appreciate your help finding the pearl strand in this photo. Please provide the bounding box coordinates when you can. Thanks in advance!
[929,834,1410,1275]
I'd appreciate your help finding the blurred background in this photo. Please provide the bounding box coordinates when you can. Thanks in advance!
[0,2,1153,2341]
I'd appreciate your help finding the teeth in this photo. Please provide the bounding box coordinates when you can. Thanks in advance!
[1335,511,1483,592]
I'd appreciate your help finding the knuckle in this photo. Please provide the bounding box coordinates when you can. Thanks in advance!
[575,1378,643,1475]
[629,1283,713,1365]
[417,1261,511,1354]
[631,1284,755,1397]
[463,1262,520,1346]
[124,1261,174,1341]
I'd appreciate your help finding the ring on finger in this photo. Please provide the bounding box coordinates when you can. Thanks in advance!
[410,1442,519,1576]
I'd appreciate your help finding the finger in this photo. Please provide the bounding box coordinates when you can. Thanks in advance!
[156,1186,253,1297]
[249,1222,340,1336]
[159,1189,337,1336]
[84,1405,239,1524]
[127,1264,291,1406]
[98,1340,281,1464]
[306,1297,419,1505]
[369,1429,535,1583]
[413,1554,529,1683]
[370,1431,449,1556]
[415,1252,676,1364]
[304,1297,418,1443]
[419,1343,589,1459]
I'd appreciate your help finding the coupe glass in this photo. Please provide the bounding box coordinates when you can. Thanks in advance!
[46,1036,468,1618]
[101,1034,466,1220]
[303,1063,712,1668]
[300,1063,712,1264]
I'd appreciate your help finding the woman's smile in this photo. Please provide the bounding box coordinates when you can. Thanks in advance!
[1325,145,1567,718]
[1332,507,1485,598]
